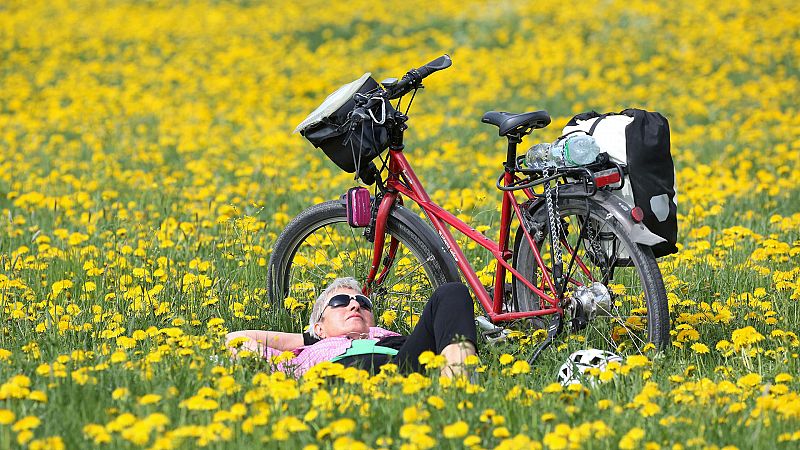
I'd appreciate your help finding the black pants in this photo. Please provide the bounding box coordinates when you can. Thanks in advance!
[339,282,478,374]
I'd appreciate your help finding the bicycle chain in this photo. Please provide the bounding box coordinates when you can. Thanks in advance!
[542,166,564,292]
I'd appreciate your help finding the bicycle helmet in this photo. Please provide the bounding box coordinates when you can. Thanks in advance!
[557,349,623,386]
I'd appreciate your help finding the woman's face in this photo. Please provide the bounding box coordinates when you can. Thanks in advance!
[314,287,375,339]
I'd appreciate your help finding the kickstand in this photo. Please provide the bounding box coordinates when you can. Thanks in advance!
[527,313,563,365]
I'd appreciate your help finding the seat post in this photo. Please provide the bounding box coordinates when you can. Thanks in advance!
[505,134,522,170]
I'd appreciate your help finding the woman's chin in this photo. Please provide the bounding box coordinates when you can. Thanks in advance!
[344,323,369,334]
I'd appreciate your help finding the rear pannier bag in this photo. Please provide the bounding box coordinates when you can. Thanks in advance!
[563,109,678,257]
[294,73,395,174]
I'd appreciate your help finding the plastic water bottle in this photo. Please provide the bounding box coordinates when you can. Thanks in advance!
[525,134,601,169]
[555,134,601,166]
[524,143,557,169]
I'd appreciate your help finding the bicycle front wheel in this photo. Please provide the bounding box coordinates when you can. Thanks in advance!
[268,200,459,334]
[513,195,670,354]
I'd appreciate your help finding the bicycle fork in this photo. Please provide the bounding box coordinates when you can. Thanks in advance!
[363,191,399,294]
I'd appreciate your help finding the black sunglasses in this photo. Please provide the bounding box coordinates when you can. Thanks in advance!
[321,293,373,317]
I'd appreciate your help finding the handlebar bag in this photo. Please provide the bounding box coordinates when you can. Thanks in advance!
[563,109,678,257]
[294,73,395,174]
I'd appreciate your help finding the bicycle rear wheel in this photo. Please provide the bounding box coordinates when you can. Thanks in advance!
[268,200,459,334]
[513,196,670,354]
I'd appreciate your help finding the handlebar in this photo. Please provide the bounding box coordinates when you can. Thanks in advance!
[348,55,452,126]
[386,54,452,99]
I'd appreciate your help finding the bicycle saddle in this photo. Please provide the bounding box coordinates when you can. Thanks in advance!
[481,110,551,137]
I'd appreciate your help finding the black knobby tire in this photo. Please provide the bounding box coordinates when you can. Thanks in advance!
[268,200,459,334]
[512,196,670,353]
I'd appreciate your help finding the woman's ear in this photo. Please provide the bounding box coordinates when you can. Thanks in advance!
[313,322,325,339]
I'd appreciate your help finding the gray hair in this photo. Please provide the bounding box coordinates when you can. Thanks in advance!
[307,277,362,338]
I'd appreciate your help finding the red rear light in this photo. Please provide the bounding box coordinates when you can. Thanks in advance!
[631,206,644,222]
[593,169,622,188]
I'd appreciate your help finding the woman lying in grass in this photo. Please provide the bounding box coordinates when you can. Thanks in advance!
[225,277,477,377]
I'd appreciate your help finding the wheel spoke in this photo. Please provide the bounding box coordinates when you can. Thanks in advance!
[562,214,592,281]
[594,303,649,350]
[323,223,360,275]
[379,288,434,297]
[381,255,437,291]
[269,201,452,335]
[511,200,668,354]
[288,251,330,285]
[586,321,622,352]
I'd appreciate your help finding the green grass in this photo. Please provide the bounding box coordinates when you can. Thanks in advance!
[2,0,800,448]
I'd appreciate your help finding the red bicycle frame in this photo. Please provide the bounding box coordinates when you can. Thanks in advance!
[363,148,582,323]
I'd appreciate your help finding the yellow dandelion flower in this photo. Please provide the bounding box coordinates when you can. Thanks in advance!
[690,343,710,354]
[0,409,16,425]
[464,354,480,366]
[402,406,429,423]
[12,415,41,432]
[138,394,162,405]
[417,350,436,365]
[492,426,511,439]
[328,418,356,438]
[619,427,645,450]
[731,326,765,350]
[427,395,446,410]
[463,435,482,447]
[736,373,762,389]
[499,353,515,365]
[443,420,469,439]
[510,360,531,374]
[775,373,793,383]
[543,383,564,393]
[28,391,47,403]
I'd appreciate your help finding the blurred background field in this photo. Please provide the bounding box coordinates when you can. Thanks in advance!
[1,0,799,448]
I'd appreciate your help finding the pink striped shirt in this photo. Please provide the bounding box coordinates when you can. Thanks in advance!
[264,327,401,377]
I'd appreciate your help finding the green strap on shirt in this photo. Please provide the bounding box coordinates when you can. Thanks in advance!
[330,339,398,363]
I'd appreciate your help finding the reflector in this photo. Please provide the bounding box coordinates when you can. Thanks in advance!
[631,206,645,222]
[593,168,622,188]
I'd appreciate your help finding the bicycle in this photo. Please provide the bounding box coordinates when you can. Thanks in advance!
[269,55,670,360]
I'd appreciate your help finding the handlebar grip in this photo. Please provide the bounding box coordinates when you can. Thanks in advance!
[414,54,452,78]
[385,54,453,99]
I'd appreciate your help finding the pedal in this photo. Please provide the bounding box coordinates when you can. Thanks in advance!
[476,316,501,332]
[476,316,511,343]
[484,329,512,343]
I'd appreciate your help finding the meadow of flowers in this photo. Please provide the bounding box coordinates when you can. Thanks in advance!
[1,0,799,448]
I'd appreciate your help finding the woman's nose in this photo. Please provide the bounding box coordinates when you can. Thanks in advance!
[348,299,360,310]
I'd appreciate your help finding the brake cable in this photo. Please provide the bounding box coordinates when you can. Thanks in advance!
[404,87,419,115]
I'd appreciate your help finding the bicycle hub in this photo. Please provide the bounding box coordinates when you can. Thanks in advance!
[568,282,612,331]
